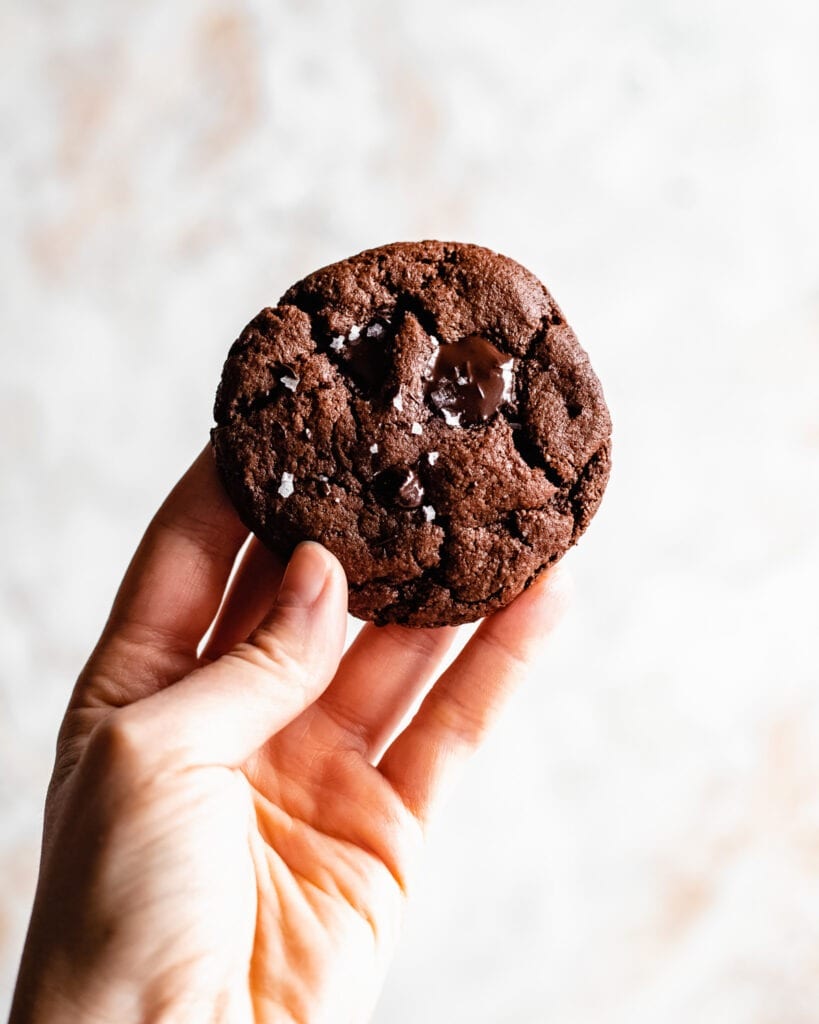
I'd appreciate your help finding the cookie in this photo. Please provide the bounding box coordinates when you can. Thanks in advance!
[212,241,611,627]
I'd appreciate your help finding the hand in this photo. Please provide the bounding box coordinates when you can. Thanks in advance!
[10,447,568,1024]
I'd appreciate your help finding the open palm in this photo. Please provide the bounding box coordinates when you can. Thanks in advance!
[11,448,566,1024]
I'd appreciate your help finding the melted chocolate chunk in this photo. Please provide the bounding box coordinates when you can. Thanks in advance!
[340,320,392,394]
[425,335,514,426]
[375,466,425,508]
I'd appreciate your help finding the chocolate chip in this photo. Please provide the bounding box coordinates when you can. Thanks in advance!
[339,318,393,394]
[425,335,514,426]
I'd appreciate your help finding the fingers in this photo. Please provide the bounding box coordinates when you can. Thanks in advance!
[314,622,460,760]
[77,445,249,708]
[202,538,286,661]
[104,543,348,769]
[378,567,571,822]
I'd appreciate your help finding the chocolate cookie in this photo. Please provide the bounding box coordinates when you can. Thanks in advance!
[212,241,611,627]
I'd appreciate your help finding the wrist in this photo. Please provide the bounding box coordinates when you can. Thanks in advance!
[9,931,239,1024]
[9,945,115,1024]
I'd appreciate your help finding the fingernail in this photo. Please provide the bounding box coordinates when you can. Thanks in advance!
[276,542,330,608]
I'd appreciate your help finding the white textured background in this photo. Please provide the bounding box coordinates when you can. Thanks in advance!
[2,1,819,1020]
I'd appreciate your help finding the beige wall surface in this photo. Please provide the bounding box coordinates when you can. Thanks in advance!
[2,1,818,1020]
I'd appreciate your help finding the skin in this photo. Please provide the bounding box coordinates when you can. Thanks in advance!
[9,446,570,1024]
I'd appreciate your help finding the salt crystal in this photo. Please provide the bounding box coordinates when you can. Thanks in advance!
[442,408,461,427]
[427,451,439,465]
[277,472,295,498]
[392,392,404,412]
[501,358,515,402]
[330,336,345,352]
[281,374,299,391]
[411,422,423,435]
[422,505,436,522]
[348,324,361,341]
[369,443,379,453]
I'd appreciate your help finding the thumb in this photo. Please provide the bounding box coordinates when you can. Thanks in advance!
[111,542,348,769]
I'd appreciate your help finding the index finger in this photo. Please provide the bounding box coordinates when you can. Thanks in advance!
[75,444,249,710]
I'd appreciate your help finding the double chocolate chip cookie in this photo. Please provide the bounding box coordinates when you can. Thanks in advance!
[212,241,611,627]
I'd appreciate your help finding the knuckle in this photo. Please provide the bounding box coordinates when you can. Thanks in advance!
[231,629,307,683]
[249,626,295,669]
[476,627,531,676]
[425,683,490,745]
[85,710,149,775]
[318,698,372,751]
[153,506,226,562]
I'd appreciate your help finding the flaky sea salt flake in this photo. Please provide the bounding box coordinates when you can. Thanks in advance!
[500,358,515,402]
[411,422,423,435]
[277,472,295,499]
[422,505,436,522]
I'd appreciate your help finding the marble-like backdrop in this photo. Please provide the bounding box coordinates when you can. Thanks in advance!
[2,1,818,1020]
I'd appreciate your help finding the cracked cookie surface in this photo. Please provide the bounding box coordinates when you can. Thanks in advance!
[212,241,612,627]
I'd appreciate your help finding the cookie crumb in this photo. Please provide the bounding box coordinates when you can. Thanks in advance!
[411,422,423,435]
[422,505,436,522]
[277,472,295,498]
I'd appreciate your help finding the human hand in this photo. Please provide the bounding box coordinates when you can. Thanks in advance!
[10,447,568,1024]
